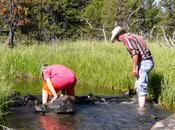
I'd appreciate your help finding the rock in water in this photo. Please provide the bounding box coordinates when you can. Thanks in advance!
[47,95,75,114]
[9,91,24,107]
[151,113,175,130]
[123,89,136,97]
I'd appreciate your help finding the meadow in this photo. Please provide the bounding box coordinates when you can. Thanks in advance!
[0,40,174,112]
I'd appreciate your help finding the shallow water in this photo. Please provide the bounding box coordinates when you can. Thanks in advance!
[2,80,173,130]
[10,80,121,96]
[4,103,172,130]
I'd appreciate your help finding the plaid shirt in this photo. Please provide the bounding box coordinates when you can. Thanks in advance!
[119,33,152,60]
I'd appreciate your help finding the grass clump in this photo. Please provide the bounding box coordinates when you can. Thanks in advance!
[0,81,11,117]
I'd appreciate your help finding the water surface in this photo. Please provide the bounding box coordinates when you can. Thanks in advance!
[11,80,121,96]
[3,80,172,130]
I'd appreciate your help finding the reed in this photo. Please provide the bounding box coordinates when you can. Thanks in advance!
[0,81,11,116]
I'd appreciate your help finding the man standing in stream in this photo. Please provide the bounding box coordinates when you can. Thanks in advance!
[111,26,154,109]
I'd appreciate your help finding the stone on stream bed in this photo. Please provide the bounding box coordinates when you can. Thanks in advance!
[9,91,132,114]
[47,95,76,113]
[151,113,175,130]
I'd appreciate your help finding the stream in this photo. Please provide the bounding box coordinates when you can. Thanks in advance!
[1,80,173,130]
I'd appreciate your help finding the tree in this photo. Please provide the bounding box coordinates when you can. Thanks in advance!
[121,0,161,37]
[0,0,89,42]
[100,0,119,37]
[83,0,136,39]
[82,0,105,39]
[161,0,175,37]
[0,0,30,47]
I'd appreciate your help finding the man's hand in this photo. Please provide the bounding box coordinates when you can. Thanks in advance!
[50,95,58,103]
[132,68,137,77]
[132,55,139,77]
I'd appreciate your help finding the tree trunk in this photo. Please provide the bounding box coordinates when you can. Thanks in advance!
[83,18,107,43]
[161,26,174,48]
[6,24,14,48]
[172,31,175,41]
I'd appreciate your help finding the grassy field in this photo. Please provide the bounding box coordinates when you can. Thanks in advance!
[0,40,174,110]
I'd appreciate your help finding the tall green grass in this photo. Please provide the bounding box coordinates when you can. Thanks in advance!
[0,41,134,90]
[0,81,11,116]
[148,44,175,110]
[0,41,174,110]
[160,71,175,109]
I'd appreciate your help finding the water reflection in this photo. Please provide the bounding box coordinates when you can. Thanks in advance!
[38,114,75,130]
[11,80,120,96]
[4,103,172,130]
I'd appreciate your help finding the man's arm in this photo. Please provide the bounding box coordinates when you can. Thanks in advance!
[46,78,58,102]
[132,55,139,77]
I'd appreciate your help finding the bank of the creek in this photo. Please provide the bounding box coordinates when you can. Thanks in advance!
[1,80,174,130]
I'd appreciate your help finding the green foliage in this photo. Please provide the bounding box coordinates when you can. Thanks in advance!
[160,0,175,37]
[21,0,89,40]
[82,0,131,38]
[83,0,174,39]
[0,0,173,41]
[133,0,161,34]
[83,0,104,26]
[101,0,130,36]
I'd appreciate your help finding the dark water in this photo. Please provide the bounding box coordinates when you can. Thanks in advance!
[2,81,172,130]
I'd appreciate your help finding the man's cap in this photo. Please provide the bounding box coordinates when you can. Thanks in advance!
[111,26,123,42]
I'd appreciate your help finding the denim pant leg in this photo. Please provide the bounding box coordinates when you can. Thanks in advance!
[135,59,154,97]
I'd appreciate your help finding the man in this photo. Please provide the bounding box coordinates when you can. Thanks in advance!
[111,26,154,109]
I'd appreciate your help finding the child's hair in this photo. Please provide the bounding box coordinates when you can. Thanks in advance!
[40,64,49,79]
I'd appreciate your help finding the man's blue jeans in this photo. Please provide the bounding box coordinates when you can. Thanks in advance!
[135,59,154,96]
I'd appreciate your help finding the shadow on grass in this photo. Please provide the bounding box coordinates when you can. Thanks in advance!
[149,73,163,103]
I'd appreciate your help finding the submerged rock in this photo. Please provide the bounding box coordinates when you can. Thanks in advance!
[9,91,24,107]
[9,91,41,108]
[123,89,136,97]
[47,95,76,113]
[88,93,109,104]
[151,113,175,130]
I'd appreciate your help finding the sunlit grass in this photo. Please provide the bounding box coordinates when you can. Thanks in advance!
[0,41,133,90]
[149,43,175,109]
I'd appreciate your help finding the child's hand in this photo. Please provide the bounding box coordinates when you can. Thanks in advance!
[50,96,58,103]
